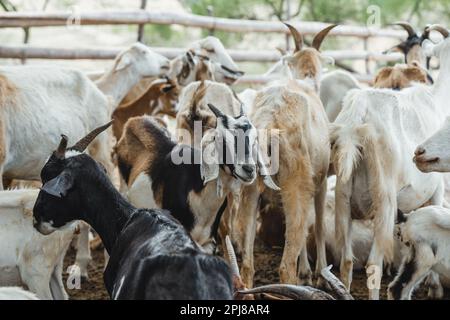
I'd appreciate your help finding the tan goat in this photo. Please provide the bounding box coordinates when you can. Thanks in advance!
[373,62,428,90]
[234,23,336,288]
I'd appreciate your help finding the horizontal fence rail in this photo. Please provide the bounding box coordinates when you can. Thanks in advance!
[0,10,407,38]
[0,45,404,63]
[85,70,374,85]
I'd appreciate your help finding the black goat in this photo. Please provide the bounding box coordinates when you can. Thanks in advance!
[32,122,233,300]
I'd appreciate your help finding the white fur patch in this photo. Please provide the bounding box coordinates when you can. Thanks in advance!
[37,220,57,235]
[65,150,82,159]
[126,173,158,209]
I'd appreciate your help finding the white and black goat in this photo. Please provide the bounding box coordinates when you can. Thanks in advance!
[387,206,450,300]
[116,107,278,252]
[32,123,233,300]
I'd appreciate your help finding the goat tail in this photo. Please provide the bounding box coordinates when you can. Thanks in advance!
[329,123,374,183]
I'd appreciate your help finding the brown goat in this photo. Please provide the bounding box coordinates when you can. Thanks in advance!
[112,78,179,141]
[373,63,428,90]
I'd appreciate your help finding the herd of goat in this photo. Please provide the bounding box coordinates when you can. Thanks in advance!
[0,21,450,300]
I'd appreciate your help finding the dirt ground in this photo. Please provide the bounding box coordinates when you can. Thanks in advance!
[63,240,449,300]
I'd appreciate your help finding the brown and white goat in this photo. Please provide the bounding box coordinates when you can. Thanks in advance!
[112,77,179,141]
[373,62,428,90]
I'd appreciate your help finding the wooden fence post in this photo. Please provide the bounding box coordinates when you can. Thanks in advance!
[137,0,147,42]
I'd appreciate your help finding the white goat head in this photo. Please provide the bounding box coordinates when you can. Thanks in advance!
[113,43,170,78]
[200,103,279,191]
[281,23,337,90]
[169,37,244,86]
[190,36,244,84]
[414,116,450,172]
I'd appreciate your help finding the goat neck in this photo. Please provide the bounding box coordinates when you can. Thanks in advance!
[77,170,136,253]
[96,63,142,110]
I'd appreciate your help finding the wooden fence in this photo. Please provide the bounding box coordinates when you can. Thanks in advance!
[0,9,412,83]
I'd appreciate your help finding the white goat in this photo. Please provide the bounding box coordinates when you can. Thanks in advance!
[0,43,169,278]
[320,70,361,122]
[0,189,77,300]
[330,25,450,299]
[95,43,170,108]
[388,206,450,300]
[321,22,431,123]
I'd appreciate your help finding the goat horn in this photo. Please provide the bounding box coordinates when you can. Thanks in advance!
[421,25,431,40]
[207,103,226,119]
[283,22,303,52]
[320,265,354,300]
[427,24,449,38]
[263,176,280,191]
[69,121,113,153]
[238,284,334,300]
[55,134,68,159]
[231,90,245,117]
[312,24,338,51]
[391,21,416,37]
[225,235,240,278]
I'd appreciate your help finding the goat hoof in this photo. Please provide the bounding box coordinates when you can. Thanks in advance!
[298,272,313,286]
[428,286,444,300]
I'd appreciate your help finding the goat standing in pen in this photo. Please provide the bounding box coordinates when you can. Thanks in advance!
[232,23,336,288]
[32,123,233,300]
[330,25,450,299]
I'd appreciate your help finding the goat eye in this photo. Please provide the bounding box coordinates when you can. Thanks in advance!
[205,48,215,53]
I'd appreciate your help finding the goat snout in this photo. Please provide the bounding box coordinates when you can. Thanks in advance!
[414,147,426,157]
[242,164,256,175]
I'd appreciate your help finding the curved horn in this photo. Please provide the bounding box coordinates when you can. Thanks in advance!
[284,22,303,52]
[238,284,334,300]
[69,121,113,153]
[231,90,245,117]
[207,103,226,119]
[225,235,240,278]
[421,25,431,40]
[427,24,449,38]
[55,134,68,159]
[391,21,416,37]
[312,24,338,51]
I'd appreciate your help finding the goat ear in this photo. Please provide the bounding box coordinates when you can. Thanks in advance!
[41,172,74,198]
[186,51,196,67]
[114,53,132,72]
[200,130,220,184]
